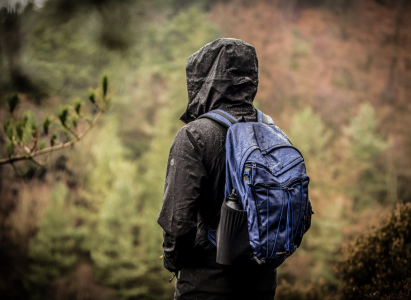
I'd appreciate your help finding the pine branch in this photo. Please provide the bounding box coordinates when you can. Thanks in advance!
[0,110,103,165]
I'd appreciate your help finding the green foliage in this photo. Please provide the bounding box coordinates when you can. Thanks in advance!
[38,140,46,150]
[15,116,26,142]
[0,5,51,104]
[132,7,220,270]
[284,108,344,285]
[58,105,70,127]
[88,90,96,104]
[7,93,20,113]
[21,111,37,145]
[3,119,14,140]
[345,102,389,161]
[5,1,128,104]
[338,203,411,300]
[288,107,332,168]
[74,98,82,115]
[1,75,111,176]
[91,135,147,297]
[26,183,88,300]
[82,120,170,300]
[82,7,221,299]
[42,116,51,135]
[6,142,15,157]
[344,102,390,207]
[50,132,57,146]
[102,75,108,97]
[101,76,112,110]
[71,113,79,128]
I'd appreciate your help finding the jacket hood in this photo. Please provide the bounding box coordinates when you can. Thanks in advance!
[180,38,259,124]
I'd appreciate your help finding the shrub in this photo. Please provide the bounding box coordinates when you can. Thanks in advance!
[338,203,411,299]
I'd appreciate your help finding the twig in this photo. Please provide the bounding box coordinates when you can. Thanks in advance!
[80,116,93,125]
[65,126,79,139]
[0,110,103,165]
[30,130,38,152]
[29,157,47,167]
[10,161,27,184]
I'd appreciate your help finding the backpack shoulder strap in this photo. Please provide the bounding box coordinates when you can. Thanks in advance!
[198,109,275,127]
[197,109,237,128]
[256,109,275,125]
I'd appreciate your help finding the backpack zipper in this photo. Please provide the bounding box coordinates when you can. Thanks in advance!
[253,175,309,189]
[244,162,309,186]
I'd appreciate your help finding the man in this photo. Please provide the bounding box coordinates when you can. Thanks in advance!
[158,38,277,300]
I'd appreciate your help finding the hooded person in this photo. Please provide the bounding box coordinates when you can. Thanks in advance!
[158,38,277,300]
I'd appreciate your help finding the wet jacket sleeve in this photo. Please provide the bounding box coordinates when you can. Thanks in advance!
[157,126,207,272]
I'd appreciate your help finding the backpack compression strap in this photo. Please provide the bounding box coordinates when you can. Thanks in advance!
[198,109,274,128]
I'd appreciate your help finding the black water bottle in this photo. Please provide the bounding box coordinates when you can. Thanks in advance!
[226,189,242,210]
[216,188,250,265]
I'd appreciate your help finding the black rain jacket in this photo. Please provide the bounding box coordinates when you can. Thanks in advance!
[157,38,277,300]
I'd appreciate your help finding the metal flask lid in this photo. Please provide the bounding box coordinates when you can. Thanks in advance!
[226,189,242,210]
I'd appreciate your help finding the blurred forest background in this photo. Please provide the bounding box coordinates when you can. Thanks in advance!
[0,0,410,299]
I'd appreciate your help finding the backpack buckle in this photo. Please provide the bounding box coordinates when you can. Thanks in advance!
[253,255,266,265]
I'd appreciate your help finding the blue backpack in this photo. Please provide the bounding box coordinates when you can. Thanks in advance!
[199,109,312,268]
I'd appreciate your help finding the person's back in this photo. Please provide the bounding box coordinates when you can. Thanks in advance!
[158,38,277,300]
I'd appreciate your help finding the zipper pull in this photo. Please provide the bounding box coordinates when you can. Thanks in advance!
[251,163,256,185]
[169,273,176,283]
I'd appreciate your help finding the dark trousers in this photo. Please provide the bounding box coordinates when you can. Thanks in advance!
[174,254,277,300]
[175,290,275,300]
